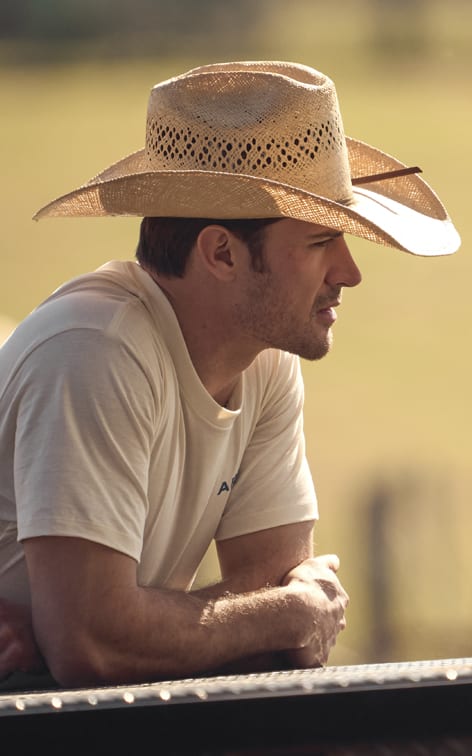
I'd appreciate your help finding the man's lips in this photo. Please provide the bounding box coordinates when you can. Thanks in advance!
[315,300,340,324]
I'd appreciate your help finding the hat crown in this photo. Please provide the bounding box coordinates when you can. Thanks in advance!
[144,62,354,204]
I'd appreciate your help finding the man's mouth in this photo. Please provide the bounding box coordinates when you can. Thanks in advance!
[316,307,337,325]
[315,299,341,324]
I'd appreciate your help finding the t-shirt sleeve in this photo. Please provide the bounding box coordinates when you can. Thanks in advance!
[215,351,318,541]
[14,328,158,561]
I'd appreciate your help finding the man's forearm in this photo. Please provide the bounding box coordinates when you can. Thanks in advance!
[191,579,296,674]
[42,582,299,687]
[191,573,272,601]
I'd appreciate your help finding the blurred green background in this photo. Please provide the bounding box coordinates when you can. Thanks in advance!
[1,0,470,665]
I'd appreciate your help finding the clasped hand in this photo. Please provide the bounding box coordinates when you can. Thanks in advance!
[282,553,349,668]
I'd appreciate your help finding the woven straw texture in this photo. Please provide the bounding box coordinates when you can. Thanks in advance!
[33,61,460,257]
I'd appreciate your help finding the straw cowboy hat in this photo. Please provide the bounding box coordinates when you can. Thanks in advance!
[34,61,460,257]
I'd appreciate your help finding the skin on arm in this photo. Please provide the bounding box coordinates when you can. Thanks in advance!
[22,522,348,687]
[193,521,317,673]
[196,520,315,599]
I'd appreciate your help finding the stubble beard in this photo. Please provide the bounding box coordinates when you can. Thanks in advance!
[235,273,336,362]
[287,305,334,361]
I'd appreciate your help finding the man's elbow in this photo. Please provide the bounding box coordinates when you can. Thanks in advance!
[36,626,122,688]
[44,641,113,688]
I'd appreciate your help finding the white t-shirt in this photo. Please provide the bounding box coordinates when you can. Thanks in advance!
[0,261,317,604]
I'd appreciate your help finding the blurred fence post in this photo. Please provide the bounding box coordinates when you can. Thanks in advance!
[367,479,394,661]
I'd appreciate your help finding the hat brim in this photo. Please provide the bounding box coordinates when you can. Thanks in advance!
[33,137,460,257]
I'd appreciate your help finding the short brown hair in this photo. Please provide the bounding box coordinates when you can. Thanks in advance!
[135,217,280,277]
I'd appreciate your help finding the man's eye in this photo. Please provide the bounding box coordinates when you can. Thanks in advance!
[310,234,342,249]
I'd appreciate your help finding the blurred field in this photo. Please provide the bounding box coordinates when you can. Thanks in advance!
[1,0,470,664]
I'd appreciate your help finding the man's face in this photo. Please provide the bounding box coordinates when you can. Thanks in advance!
[233,218,362,361]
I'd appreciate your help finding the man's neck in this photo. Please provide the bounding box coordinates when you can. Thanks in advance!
[145,268,261,407]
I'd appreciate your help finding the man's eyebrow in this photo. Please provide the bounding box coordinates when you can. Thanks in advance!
[307,230,344,241]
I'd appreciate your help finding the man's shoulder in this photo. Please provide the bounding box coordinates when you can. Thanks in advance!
[35,260,147,330]
[5,262,153,352]
[0,262,171,396]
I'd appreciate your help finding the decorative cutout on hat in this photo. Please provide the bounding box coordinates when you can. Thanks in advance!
[146,116,343,180]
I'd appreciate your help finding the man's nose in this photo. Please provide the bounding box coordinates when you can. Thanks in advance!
[326,235,362,289]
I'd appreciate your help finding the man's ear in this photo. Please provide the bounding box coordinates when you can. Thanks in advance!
[195,225,240,281]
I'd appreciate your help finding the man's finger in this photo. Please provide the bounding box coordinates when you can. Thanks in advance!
[315,553,340,572]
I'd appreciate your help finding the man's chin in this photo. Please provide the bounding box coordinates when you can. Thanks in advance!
[293,334,333,362]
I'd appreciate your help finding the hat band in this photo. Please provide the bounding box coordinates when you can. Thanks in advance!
[352,166,422,185]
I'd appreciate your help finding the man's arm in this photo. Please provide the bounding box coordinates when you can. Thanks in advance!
[192,521,318,673]
[23,527,348,687]
[205,523,346,672]
[194,520,314,599]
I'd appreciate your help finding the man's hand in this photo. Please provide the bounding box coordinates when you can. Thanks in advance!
[282,554,349,668]
[0,598,44,679]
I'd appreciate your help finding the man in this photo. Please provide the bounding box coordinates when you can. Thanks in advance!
[0,61,460,688]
